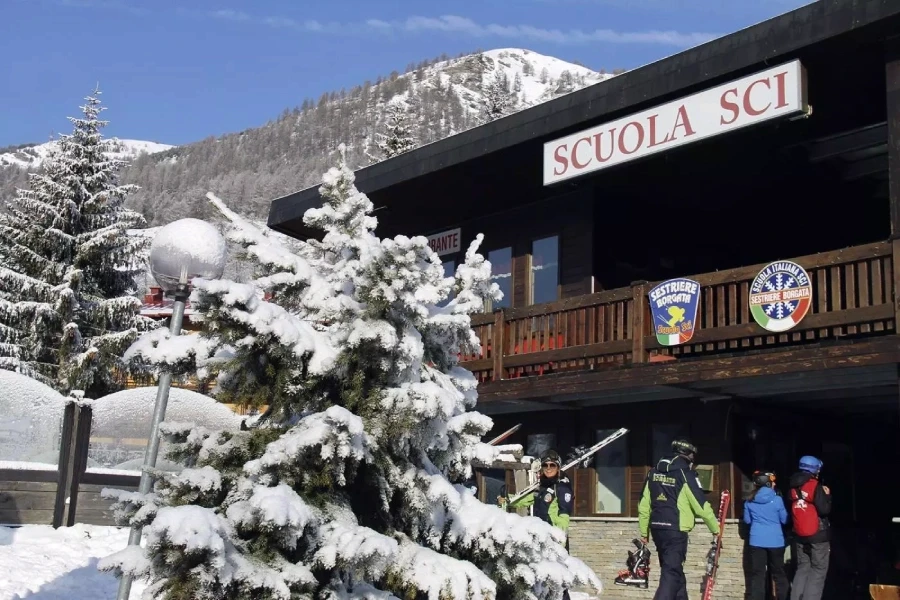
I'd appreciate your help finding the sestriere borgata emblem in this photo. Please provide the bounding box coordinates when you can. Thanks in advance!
[749,260,812,332]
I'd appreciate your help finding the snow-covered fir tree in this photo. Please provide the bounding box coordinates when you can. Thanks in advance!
[102,145,601,600]
[367,98,417,163]
[0,87,154,397]
[479,71,515,124]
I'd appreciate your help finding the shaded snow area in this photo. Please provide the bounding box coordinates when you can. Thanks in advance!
[0,524,599,600]
[0,138,173,169]
[87,386,242,472]
[0,370,67,465]
[0,524,147,599]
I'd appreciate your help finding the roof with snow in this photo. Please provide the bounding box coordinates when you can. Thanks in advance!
[268,0,900,239]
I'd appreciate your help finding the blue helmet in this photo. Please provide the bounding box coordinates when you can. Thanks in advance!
[799,456,823,474]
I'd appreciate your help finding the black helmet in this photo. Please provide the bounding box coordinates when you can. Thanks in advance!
[671,438,697,457]
[540,449,561,465]
[752,470,776,488]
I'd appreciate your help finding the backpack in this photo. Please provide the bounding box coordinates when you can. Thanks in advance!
[790,479,820,537]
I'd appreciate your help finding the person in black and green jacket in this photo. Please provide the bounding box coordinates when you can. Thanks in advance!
[638,438,719,600]
[499,449,574,600]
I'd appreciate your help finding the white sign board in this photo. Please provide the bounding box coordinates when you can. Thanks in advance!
[543,59,807,185]
[426,228,461,257]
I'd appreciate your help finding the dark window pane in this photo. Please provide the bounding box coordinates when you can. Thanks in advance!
[531,236,559,305]
[488,247,512,310]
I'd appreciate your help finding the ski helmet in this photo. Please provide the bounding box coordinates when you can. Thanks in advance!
[798,456,823,474]
[540,449,561,466]
[752,470,776,488]
[671,438,697,457]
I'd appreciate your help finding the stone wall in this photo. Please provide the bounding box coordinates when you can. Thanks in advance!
[569,518,747,599]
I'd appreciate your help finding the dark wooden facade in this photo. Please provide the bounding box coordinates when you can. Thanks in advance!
[267,1,900,574]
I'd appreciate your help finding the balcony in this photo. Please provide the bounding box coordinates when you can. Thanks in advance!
[460,241,899,399]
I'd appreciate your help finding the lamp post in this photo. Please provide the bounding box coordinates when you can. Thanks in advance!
[117,218,226,600]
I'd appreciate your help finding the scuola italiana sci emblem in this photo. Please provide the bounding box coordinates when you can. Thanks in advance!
[749,260,812,333]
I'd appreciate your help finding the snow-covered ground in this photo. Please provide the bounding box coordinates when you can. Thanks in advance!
[0,524,599,599]
[0,524,146,599]
[0,138,174,169]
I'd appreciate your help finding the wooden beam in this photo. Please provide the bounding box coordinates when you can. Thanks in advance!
[807,122,887,162]
[492,309,505,381]
[65,404,93,527]
[52,402,76,528]
[631,281,649,364]
[887,41,900,238]
[476,337,900,401]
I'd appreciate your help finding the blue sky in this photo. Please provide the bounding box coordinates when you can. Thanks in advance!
[1,0,812,147]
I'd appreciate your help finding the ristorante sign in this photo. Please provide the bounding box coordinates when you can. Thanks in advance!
[543,60,808,185]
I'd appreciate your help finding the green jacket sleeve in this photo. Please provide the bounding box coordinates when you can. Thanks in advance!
[637,480,651,538]
[509,491,536,509]
[684,471,720,534]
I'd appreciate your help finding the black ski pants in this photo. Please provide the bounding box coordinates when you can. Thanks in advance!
[651,528,689,600]
[748,546,788,600]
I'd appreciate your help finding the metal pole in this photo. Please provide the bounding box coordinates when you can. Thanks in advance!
[116,281,189,600]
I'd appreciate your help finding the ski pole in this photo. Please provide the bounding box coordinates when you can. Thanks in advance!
[487,423,521,446]
[507,427,628,505]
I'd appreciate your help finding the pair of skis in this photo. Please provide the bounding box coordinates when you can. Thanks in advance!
[507,427,629,505]
[701,489,731,600]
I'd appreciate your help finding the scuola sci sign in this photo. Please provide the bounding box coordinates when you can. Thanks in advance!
[749,260,812,333]
[543,59,807,185]
[648,278,701,346]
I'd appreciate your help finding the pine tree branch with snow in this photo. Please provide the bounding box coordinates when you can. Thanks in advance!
[102,145,601,599]
[0,87,157,397]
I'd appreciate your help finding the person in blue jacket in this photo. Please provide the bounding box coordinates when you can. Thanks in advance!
[744,470,789,600]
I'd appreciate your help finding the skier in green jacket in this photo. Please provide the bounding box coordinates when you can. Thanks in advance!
[638,438,719,599]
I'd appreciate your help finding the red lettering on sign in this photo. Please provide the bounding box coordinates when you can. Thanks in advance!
[553,144,569,175]
[593,129,616,162]
[719,88,739,125]
[648,114,671,148]
[670,105,695,139]
[618,121,645,155]
[772,71,788,108]
[571,137,592,169]
[743,78,771,116]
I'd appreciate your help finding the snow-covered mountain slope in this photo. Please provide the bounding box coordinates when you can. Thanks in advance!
[446,48,613,115]
[0,138,174,169]
[0,48,620,226]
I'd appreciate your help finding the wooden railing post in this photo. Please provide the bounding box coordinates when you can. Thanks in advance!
[52,401,77,528]
[893,240,900,329]
[64,403,93,527]
[631,280,649,363]
[492,308,505,381]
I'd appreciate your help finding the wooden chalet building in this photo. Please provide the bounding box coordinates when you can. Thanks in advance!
[269,1,900,596]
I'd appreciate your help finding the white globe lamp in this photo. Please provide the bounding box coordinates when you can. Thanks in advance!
[149,218,227,294]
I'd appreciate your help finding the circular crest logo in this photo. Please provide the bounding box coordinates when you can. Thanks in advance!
[749,260,812,332]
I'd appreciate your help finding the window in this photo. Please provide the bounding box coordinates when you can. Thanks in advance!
[594,428,628,514]
[487,247,512,311]
[526,433,556,458]
[531,236,559,305]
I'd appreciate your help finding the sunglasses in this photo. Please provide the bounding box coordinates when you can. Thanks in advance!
[541,462,559,468]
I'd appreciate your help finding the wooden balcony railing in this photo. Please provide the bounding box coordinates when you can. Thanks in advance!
[460,241,896,382]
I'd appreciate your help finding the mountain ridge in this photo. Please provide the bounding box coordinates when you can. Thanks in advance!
[0,48,620,227]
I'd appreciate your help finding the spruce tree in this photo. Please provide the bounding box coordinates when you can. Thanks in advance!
[0,88,154,397]
[102,146,601,600]
[479,71,515,124]
[367,98,417,163]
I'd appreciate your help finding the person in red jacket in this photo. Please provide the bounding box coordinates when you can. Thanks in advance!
[789,456,832,600]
